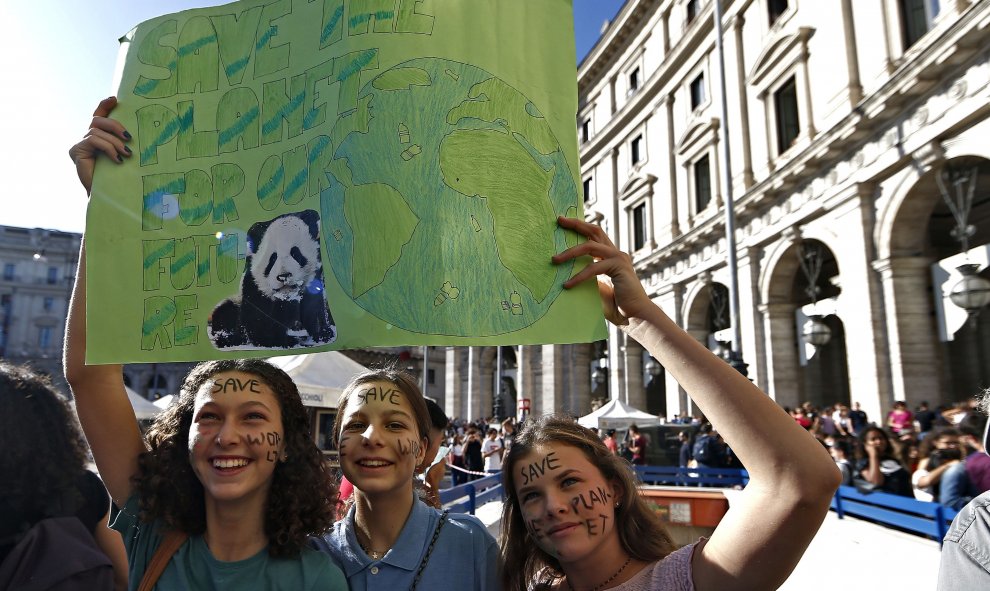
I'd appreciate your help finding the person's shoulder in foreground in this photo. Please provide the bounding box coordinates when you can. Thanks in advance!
[938,388,990,590]
[938,489,990,589]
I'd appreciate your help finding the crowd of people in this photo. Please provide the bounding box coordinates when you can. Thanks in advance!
[1,94,983,590]
[660,397,990,510]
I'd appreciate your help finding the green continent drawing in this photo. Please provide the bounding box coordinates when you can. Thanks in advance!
[440,129,556,302]
[344,182,419,298]
[320,58,578,336]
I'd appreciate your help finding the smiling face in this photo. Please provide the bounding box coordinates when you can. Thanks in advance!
[512,443,622,564]
[336,380,428,498]
[187,371,285,507]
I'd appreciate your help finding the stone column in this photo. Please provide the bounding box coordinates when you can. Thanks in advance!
[516,344,526,420]
[444,347,462,420]
[480,346,496,420]
[541,344,563,415]
[872,256,942,414]
[607,323,626,403]
[465,346,483,421]
[839,0,864,106]
[625,339,646,410]
[657,287,686,418]
[798,29,817,139]
[572,342,593,416]
[831,191,891,419]
[736,247,763,386]
[759,302,801,408]
[662,94,681,238]
[731,15,754,188]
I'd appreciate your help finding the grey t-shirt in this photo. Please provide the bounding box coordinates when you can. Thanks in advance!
[938,490,990,589]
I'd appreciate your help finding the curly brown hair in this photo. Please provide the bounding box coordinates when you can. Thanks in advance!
[499,415,676,591]
[0,362,90,522]
[133,359,336,557]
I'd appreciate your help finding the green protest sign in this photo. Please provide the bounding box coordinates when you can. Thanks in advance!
[86,0,605,363]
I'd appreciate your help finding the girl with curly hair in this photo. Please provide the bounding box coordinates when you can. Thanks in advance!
[310,369,500,589]
[0,362,128,590]
[499,217,841,591]
[66,98,346,590]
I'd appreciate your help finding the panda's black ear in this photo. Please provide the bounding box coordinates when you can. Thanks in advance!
[296,209,320,241]
[247,218,272,255]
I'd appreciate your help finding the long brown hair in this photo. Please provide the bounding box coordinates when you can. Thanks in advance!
[135,359,337,557]
[499,415,676,591]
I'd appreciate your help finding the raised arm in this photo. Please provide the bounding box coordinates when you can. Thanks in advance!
[554,216,840,591]
[63,97,145,505]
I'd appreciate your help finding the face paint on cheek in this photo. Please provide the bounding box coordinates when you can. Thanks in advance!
[396,438,422,457]
[525,517,560,558]
[244,431,283,462]
[266,431,283,462]
[583,514,609,536]
[571,486,613,513]
[338,435,351,458]
[525,517,545,540]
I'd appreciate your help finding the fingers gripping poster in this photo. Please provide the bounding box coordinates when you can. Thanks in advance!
[86,0,606,363]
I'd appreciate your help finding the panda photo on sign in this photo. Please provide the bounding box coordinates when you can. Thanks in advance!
[208,209,337,349]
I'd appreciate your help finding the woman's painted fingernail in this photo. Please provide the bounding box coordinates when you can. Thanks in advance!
[122,130,132,140]
[116,154,124,162]
[123,146,132,154]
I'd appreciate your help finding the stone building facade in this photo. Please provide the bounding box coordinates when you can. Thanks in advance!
[571,0,990,423]
[0,225,80,391]
[0,224,199,398]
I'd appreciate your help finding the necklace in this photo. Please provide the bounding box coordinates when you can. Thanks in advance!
[355,530,389,561]
[566,557,632,591]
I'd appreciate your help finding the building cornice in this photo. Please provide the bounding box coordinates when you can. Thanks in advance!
[580,0,748,165]
[633,1,990,282]
[578,0,661,86]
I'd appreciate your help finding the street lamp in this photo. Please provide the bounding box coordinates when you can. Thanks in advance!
[644,358,661,379]
[937,163,990,320]
[801,316,832,347]
[592,366,608,387]
[796,240,831,347]
[949,264,990,318]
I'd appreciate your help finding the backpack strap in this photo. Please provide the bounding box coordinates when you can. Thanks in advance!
[137,530,188,591]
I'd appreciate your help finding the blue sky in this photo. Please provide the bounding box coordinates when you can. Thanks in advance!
[0,0,625,233]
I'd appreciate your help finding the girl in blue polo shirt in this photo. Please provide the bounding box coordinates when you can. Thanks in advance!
[311,369,500,590]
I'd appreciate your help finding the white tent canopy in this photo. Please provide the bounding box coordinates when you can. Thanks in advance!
[152,394,175,409]
[268,352,369,408]
[126,386,162,420]
[577,398,662,430]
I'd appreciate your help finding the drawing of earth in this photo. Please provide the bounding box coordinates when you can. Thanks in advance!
[319,57,579,336]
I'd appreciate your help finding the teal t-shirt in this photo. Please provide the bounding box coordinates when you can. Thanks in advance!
[111,495,347,590]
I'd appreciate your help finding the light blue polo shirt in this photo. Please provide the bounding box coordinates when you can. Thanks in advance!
[311,496,500,590]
